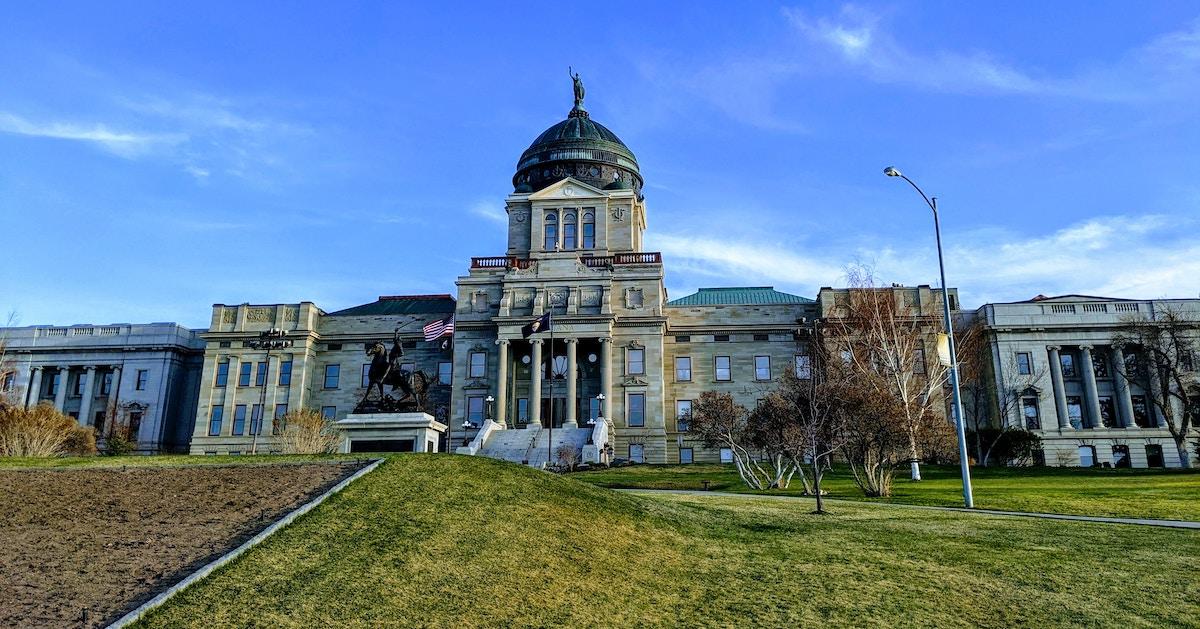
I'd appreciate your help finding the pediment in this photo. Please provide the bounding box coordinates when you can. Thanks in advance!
[527,177,606,201]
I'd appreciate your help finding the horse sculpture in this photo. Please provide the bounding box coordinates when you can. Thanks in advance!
[355,333,431,413]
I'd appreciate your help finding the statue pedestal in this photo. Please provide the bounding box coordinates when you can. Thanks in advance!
[336,412,446,454]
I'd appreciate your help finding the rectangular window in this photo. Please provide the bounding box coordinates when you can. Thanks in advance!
[469,352,486,378]
[1021,397,1040,430]
[438,361,453,385]
[321,406,336,420]
[589,397,601,420]
[215,361,230,387]
[753,333,769,342]
[327,343,342,351]
[135,369,148,391]
[719,448,734,463]
[254,362,267,386]
[1092,352,1110,378]
[100,372,113,396]
[1060,353,1077,378]
[324,364,340,389]
[627,393,645,427]
[73,373,86,396]
[250,404,263,435]
[754,355,771,381]
[675,356,691,382]
[714,334,730,342]
[675,335,690,343]
[518,398,529,423]
[1145,444,1164,468]
[208,406,223,436]
[679,447,693,464]
[1098,396,1116,428]
[239,362,252,387]
[400,362,414,376]
[278,360,293,386]
[582,217,595,249]
[1066,395,1083,429]
[467,396,485,423]
[1,372,13,392]
[715,356,731,381]
[232,405,247,436]
[629,443,645,464]
[628,349,645,375]
[1078,445,1096,467]
[1132,395,1150,427]
[794,354,812,379]
[361,364,372,388]
[47,372,60,397]
[94,410,106,433]
[1016,352,1032,375]
[274,403,288,419]
[1112,445,1130,468]
[913,348,926,375]
[676,400,692,432]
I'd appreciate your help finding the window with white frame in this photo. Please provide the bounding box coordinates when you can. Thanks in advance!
[715,356,731,381]
[438,361,452,385]
[627,348,644,375]
[544,211,558,250]
[675,356,691,381]
[278,360,292,386]
[1016,352,1032,375]
[563,210,577,249]
[754,355,771,381]
[679,447,693,464]
[581,211,595,248]
[469,352,486,378]
[676,399,692,432]
[467,396,485,423]
[627,392,645,427]
[321,406,337,420]
[629,443,645,463]
[324,364,340,389]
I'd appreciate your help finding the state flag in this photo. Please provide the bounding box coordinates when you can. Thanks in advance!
[521,312,552,338]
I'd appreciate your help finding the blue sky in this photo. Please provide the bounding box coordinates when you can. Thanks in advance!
[2,2,1198,328]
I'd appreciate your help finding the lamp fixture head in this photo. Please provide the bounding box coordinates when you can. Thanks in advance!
[883,166,901,178]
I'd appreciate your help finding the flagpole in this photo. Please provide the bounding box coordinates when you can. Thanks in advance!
[547,311,554,467]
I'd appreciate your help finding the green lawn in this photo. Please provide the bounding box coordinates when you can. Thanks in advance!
[573,463,1200,521]
[135,455,1199,628]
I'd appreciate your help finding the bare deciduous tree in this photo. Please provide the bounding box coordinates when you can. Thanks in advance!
[1112,307,1199,468]
[829,267,949,481]
[956,316,1044,465]
[688,391,794,490]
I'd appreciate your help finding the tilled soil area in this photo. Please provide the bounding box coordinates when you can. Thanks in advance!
[0,460,368,628]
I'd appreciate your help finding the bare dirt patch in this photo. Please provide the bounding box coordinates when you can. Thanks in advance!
[0,460,367,627]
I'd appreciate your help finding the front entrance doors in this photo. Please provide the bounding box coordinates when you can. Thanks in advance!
[539,398,569,428]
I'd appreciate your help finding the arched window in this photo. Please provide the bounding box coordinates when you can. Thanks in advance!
[563,211,577,250]
[544,212,558,250]
[582,211,595,248]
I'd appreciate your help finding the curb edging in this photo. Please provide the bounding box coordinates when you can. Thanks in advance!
[107,458,385,628]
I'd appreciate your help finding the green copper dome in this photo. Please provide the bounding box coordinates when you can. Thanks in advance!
[513,85,643,196]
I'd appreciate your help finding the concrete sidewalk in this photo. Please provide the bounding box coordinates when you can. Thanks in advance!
[618,488,1200,530]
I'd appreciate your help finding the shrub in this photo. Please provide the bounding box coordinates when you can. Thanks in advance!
[0,402,96,457]
[967,428,1043,466]
[554,444,580,472]
[277,408,342,454]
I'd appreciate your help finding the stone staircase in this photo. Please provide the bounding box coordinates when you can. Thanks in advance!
[525,427,592,469]
[475,425,591,468]
[477,427,540,464]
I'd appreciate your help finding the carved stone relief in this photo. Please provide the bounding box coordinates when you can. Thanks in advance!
[625,288,644,309]
[247,307,273,323]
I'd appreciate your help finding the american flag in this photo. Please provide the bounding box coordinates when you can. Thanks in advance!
[422,315,455,342]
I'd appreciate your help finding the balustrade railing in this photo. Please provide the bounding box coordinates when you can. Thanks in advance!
[470,257,535,270]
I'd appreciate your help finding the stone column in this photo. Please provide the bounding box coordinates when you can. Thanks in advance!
[53,366,70,411]
[1147,365,1170,428]
[528,340,542,429]
[600,337,613,421]
[1079,346,1104,429]
[1047,346,1070,430]
[78,366,98,426]
[565,338,578,428]
[25,366,42,408]
[223,356,238,436]
[496,340,509,426]
[1111,345,1138,428]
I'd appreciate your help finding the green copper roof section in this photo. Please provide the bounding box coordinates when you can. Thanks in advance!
[667,287,815,307]
[327,295,456,317]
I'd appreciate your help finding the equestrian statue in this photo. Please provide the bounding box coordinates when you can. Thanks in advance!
[355,329,431,413]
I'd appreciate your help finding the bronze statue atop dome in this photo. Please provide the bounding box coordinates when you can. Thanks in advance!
[569,67,585,111]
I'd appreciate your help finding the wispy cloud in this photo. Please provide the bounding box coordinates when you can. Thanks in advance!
[469,200,507,224]
[0,111,185,157]
[654,214,1200,306]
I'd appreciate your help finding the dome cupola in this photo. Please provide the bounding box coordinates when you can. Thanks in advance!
[513,72,642,197]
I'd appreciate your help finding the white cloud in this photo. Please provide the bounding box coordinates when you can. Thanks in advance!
[0,111,185,157]
[652,214,1200,307]
[469,200,507,225]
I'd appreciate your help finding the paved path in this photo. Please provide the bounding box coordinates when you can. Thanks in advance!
[618,489,1200,530]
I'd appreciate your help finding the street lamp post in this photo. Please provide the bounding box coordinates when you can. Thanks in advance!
[245,328,292,455]
[883,166,975,508]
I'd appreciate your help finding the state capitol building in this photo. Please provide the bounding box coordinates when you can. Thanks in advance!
[3,84,1197,469]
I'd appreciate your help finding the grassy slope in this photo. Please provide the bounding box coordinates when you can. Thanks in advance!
[137,455,1200,628]
[574,463,1200,521]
